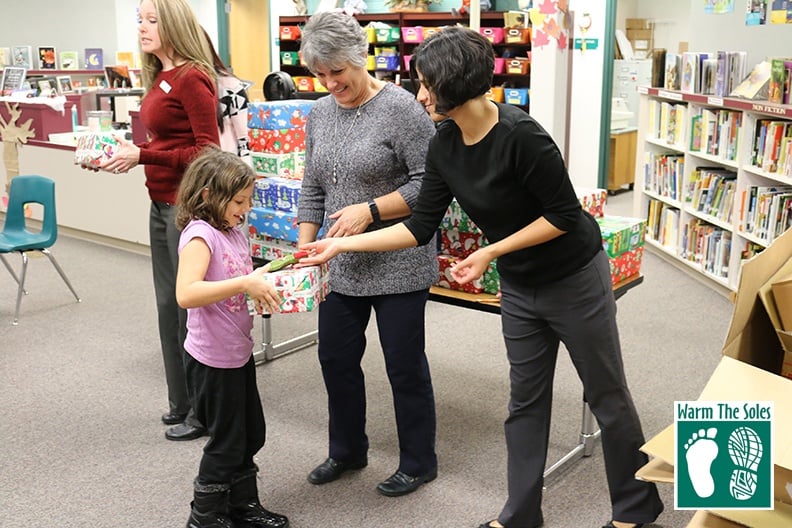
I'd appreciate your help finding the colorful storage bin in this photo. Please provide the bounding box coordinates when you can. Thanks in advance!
[485,86,505,103]
[375,55,399,71]
[505,27,531,44]
[506,58,530,75]
[279,26,300,41]
[505,88,529,106]
[293,76,314,92]
[493,57,505,74]
[401,26,424,43]
[404,55,412,71]
[479,27,504,44]
[280,51,299,66]
[375,27,400,43]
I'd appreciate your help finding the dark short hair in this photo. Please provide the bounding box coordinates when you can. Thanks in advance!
[410,26,494,114]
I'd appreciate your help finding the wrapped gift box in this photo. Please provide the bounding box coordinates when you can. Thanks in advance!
[597,216,647,258]
[248,127,306,154]
[247,207,299,243]
[73,133,120,168]
[251,152,301,179]
[608,246,644,284]
[247,264,329,314]
[440,199,481,233]
[440,229,488,258]
[435,254,499,295]
[249,236,298,261]
[576,187,607,218]
[247,100,314,130]
[253,176,302,212]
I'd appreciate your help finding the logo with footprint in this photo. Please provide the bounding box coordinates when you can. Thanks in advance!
[675,402,772,510]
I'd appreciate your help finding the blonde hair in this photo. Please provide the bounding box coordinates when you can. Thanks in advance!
[138,0,216,91]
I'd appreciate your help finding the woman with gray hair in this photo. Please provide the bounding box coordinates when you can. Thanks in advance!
[297,11,439,498]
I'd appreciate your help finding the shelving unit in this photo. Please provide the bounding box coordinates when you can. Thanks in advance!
[276,11,530,108]
[633,86,792,293]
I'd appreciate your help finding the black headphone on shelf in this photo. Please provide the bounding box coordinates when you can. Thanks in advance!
[263,72,297,101]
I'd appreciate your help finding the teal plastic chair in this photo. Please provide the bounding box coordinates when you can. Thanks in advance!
[0,175,80,324]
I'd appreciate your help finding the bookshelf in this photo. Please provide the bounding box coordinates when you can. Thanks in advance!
[633,87,792,293]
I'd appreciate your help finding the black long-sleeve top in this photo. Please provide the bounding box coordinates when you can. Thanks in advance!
[404,103,602,288]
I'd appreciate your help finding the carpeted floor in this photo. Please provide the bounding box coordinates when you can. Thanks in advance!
[0,192,734,527]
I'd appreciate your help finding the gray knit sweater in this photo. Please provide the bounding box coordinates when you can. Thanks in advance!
[298,83,438,296]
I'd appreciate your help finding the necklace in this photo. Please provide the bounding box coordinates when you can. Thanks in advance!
[331,102,362,184]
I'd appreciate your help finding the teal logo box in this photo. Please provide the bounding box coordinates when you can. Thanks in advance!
[674,401,773,510]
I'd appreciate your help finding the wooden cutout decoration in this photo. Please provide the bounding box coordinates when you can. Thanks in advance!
[0,101,36,194]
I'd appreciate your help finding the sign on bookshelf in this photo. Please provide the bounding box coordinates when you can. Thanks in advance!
[1,66,26,96]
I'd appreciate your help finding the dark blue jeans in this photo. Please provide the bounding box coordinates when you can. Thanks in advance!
[317,290,437,477]
[185,354,265,485]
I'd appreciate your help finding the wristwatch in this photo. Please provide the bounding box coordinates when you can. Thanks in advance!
[368,200,381,223]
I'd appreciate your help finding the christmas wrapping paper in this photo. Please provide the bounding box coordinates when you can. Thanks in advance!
[247,100,314,130]
[247,264,329,314]
[440,199,480,233]
[248,127,306,154]
[249,235,298,262]
[576,187,607,218]
[596,216,646,258]
[440,229,488,258]
[607,246,644,284]
[73,133,120,168]
[247,206,324,243]
[251,152,303,180]
[435,254,500,295]
[253,176,302,211]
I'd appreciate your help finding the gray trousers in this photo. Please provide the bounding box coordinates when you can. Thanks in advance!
[149,201,200,427]
[496,251,663,528]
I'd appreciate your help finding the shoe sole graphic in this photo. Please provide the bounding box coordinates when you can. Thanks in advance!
[727,426,763,500]
[684,427,719,498]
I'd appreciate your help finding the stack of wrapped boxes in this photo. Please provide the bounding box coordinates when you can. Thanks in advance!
[246,99,328,313]
[433,188,645,295]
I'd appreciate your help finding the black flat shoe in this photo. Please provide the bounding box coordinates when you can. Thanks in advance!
[165,422,207,441]
[161,411,188,425]
[602,523,644,528]
[376,467,437,497]
[307,456,367,485]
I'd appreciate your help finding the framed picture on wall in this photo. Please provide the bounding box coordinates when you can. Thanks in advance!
[38,46,57,69]
[57,75,74,94]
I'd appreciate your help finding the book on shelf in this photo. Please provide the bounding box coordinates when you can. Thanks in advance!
[680,52,700,93]
[115,51,138,69]
[700,57,718,95]
[730,60,771,100]
[84,48,103,70]
[0,47,10,68]
[664,53,681,90]
[11,45,32,68]
[769,58,790,104]
[784,60,792,105]
[37,46,57,69]
[58,51,79,70]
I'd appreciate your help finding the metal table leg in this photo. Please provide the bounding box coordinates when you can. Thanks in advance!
[252,313,318,365]
[543,399,601,481]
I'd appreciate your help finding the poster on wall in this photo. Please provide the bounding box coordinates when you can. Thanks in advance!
[705,0,735,14]
[746,0,768,25]
[770,0,792,23]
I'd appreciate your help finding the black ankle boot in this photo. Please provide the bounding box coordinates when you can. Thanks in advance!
[229,469,289,528]
[186,481,234,528]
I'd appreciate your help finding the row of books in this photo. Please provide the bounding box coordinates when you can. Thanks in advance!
[648,100,688,147]
[643,152,684,201]
[738,185,792,242]
[680,219,731,279]
[0,46,138,71]
[664,51,747,98]
[752,119,792,176]
[646,199,679,248]
[684,167,737,222]
[689,108,741,161]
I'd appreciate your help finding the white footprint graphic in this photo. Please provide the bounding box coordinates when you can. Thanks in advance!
[684,427,719,498]
[727,426,763,500]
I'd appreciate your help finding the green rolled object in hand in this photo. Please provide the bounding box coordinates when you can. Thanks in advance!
[267,250,309,272]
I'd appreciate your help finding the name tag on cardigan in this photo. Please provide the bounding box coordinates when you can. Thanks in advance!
[159,80,172,93]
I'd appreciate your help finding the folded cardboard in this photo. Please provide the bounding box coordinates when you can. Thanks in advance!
[771,278,792,331]
[638,227,792,527]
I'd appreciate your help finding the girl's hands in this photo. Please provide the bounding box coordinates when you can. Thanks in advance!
[246,266,282,314]
[100,134,140,174]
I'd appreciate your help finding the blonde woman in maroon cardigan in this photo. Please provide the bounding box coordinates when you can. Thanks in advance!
[101,0,218,444]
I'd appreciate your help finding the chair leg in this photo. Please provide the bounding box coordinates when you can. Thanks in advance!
[41,249,81,303]
[12,252,29,325]
[0,254,28,294]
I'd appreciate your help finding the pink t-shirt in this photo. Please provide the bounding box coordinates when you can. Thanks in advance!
[179,219,254,368]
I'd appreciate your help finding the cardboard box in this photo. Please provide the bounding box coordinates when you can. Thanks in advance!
[771,278,792,331]
[638,227,792,527]
[626,18,651,30]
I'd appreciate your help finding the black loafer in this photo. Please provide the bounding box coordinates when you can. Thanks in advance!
[376,467,437,497]
[161,411,188,425]
[602,523,644,528]
[165,422,207,441]
[307,456,367,485]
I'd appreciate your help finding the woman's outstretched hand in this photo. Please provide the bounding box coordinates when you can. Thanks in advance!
[297,238,344,267]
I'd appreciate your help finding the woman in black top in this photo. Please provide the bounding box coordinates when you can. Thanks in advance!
[299,27,663,528]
